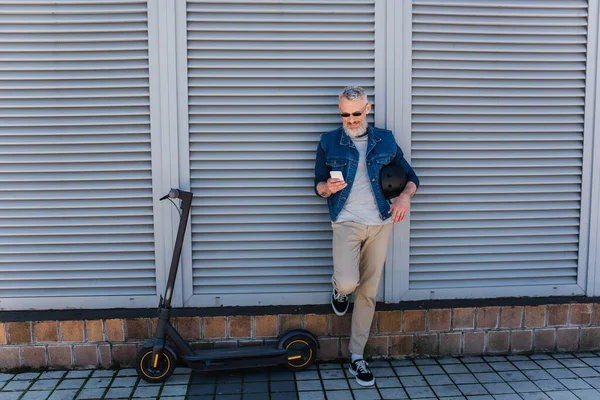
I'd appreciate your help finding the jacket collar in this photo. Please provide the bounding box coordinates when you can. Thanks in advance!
[339,125,381,146]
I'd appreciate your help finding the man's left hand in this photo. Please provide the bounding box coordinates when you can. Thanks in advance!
[389,194,410,224]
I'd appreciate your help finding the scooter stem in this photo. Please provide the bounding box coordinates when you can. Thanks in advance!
[161,189,193,308]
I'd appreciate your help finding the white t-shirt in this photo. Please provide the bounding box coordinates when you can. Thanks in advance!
[335,135,391,225]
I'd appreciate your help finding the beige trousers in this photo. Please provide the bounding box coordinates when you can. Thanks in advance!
[331,221,393,355]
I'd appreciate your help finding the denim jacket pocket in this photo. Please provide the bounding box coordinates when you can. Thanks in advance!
[374,154,393,165]
[326,157,348,171]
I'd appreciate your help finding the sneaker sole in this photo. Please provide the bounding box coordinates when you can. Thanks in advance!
[348,366,375,387]
[330,295,348,317]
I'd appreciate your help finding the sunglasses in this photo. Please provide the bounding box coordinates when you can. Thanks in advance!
[340,103,368,118]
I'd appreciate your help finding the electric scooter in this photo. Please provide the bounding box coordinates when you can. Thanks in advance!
[136,189,319,383]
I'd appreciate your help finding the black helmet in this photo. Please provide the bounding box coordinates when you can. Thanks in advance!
[380,164,407,200]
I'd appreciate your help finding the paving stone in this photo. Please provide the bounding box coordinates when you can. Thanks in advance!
[270,380,296,392]
[379,387,409,399]
[543,391,578,399]
[571,388,600,398]
[295,371,319,381]
[322,379,348,390]
[425,374,453,386]
[22,390,53,400]
[296,380,322,391]
[133,385,161,398]
[584,377,600,389]
[394,366,420,376]
[353,388,382,399]
[29,379,59,391]
[326,390,355,400]
[399,375,427,387]
[116,369,137,377]
[533,379,566,391]
[514,361,542,370]
[373,377,399,388]
[483,382,515,395]
[450,373,478,384]
[498,370,528,381]
[418,365,444,375]
[270,371,294,381]
[13,373,40,381]
[319,369,345,380]
[558,359,588,368]
[414,358,437,365]
[389,360,413,367]
[431,384,462,397]
[457,383,487,396]
[570,367,600,378]
[474,372,503,383]
[0,393,21,400]
[84,377,113,389]
[297,391,325,400]
[110,376,138,387]
[405,385,435,398]
[370,367,395,378]
[48,389,78,400]
[1,380,32,391]
[66,370,92,379]
[537,360,564,369]
[242,371,268,382]
[104,386,134,399]
[76,389,106,399]
[547,369,578,379]
[159,384,188,396]
[40,371,67,379]
[241,394,269,400]
[508,380,542,393]
[91,370,116,378]
[467,363,494,373]
[164,374,190,385]
[58,378,87,390]
[0,375,12,383]
[524,369,555,380]
[188,384,215,396]
[443,364,470,374]
[560,378,592,390]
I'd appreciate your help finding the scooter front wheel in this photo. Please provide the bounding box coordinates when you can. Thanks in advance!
[282,335,317,371]
[136,348,176,383]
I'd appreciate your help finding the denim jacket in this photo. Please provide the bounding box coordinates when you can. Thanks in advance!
[314,126,419,222]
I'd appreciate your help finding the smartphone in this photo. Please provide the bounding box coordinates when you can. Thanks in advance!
[329,171,344,181]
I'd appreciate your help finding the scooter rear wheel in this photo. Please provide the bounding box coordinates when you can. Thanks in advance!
[136,348,176,383]
[282,335,317,371]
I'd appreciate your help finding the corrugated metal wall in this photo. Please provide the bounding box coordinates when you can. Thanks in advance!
[0,0,156,301]
[409,0,588,292]
[185,0,376,306]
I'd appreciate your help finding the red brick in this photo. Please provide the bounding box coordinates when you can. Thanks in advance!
[429,309,451,331]
[511,331,532,353]
[306,314,328,337]
[280,314,303,334]
[534,329,555,352]
[439,333,461,356]
[365,337,388,358]
[254,315,277,337]
[0,323,5,344]
[391,335,414,356]
[61,321,84,342]
[8,322,31,344]
[330,314,352,337]
[570,304,593,326]
[581,327,600,350]
[453,308,475,330]
[112,344,136,367]
[48,346,72,368]
[74,345,98,367]
[228,316,251,338]
[176,317,200,340]
[548,304,569,326]
[477,307,499,329]
[379,311,402,333]
[524,306,546,328]
[86,320,104,342]
[0,348,20,369]
[500,307,522,328]
[464,332,485,355]
[557,328,579,351]
[99,344,111,367]
[404,310,426,332]
[125,318,150,340]
[317,338,339,361]
[488,331,509,353]
[35,321,58,343]
[203,317,226,338]
[22,347,46,368]
[106,319,124,342]
[415,334,438,356]
[593,304,600,325]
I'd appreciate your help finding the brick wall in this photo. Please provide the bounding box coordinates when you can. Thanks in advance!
[1,303,599,370]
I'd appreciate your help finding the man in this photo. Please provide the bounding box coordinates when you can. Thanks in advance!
[314,86,419,386]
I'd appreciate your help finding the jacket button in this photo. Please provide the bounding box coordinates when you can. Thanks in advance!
[367,162,371,166]
[341,197,346,200]
[372,178,375,182]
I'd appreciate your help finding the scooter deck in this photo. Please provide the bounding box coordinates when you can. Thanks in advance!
[182,345,286,362]
[182,345,291,371]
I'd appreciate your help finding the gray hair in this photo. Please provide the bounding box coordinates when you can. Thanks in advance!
[339,86,368,103]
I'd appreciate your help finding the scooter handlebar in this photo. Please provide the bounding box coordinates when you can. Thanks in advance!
[160,189,191,200]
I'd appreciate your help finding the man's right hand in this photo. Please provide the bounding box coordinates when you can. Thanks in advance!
[317,179,347,198]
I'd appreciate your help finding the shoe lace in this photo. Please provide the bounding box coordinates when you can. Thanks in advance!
[354,359,369,374]
[333,291,348,302]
